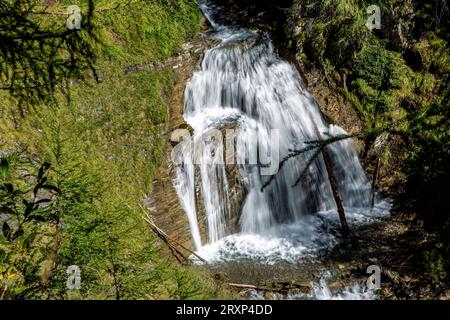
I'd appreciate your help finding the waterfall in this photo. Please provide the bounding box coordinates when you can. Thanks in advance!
[173,1,389,258]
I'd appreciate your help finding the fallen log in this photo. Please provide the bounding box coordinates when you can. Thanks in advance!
[228,281,311,294]
[228,283,259,290]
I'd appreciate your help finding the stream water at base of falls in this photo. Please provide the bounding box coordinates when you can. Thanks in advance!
[172,1,391,300]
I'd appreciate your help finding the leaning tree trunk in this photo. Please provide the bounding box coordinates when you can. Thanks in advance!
[321,144,350,235]
[311,119,350,235]
[371,157,380,208]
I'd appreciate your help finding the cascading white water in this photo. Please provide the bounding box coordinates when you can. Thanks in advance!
[249,272,378,300]
[173,1,390,260]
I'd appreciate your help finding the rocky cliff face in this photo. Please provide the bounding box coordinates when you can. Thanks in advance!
[145,31,208,254]
[146,24,248,253]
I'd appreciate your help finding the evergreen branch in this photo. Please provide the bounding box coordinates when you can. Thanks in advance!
[30,0,139,15]
[292,148,322,187]
[261,133,358,191]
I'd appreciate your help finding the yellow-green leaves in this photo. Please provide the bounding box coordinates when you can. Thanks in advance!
[0,158,8,180]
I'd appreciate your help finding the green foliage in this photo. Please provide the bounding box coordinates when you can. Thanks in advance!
[424,219,450,285]
[425,244,449,284]
[169,268,205,300]
[0,0,98,108]
[96,0,201,63]
[414,0,449,40]
[289,0,449,285]
[0,0,231,300]
[0,158,8,180]
[290,0,373,68]
[166,266,235,300]
[352,46,400,90]
[290,0,447,151]
[414,33,450,75]
[404,82,450,229]
[350,45,414,132]
[0,158,60,298]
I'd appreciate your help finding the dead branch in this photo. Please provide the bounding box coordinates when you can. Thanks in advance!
[142,212,206,264]
[371,157,380,208]
[228,281,311,293]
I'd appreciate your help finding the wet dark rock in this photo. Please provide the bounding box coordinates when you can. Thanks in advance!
[193,122,248,237]
[147,35,247,252]
[146,34,210,252]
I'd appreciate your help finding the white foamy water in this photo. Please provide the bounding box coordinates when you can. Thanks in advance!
[249,282,377,300]
[249,272,378,300]
[192,202,390,265]
[172,1,391,298]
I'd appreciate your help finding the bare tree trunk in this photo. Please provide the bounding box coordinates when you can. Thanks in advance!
[321,144,350,235]
[40,226,62,286]
[371,157,380,208]
[143,213,206,264]
[362,136,376,165]
[107,245,121,300]
[311,120,350,235]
